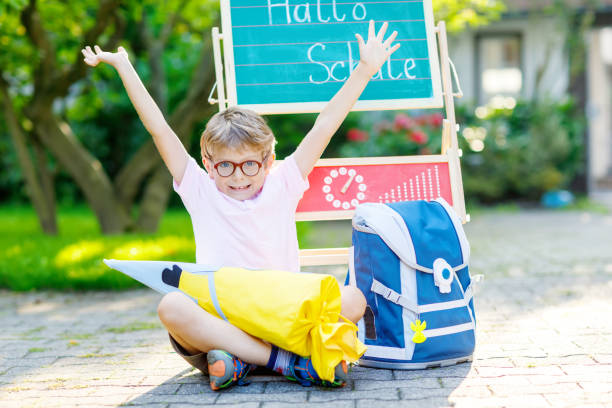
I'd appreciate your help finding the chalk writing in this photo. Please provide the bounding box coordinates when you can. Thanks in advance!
[267,0,367,25]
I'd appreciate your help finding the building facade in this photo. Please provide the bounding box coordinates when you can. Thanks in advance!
[447,2,612,201]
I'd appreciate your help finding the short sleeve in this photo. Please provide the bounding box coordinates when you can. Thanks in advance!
[173,156,209,213]
[278,154,309,203]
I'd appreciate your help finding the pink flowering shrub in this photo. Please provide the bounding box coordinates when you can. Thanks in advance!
[346,128,369,142]
[340,111,444,157]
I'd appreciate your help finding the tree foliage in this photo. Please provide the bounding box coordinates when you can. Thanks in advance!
[1,0,219,234]
[434,0,506,32]
[0,0,506,235]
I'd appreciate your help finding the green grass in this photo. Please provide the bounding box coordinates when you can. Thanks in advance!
[0,205,196,291]
[562,196,610,214]
[465,196,610,216]
[0,204,313,291]
[104,321,162,333]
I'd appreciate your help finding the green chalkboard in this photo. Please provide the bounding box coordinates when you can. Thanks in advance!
[220,0,442,113]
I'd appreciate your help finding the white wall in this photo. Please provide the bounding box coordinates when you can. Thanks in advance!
[447,15,569,104]
[587,29,612,183]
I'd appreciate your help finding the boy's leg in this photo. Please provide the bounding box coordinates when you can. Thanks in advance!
[158,291,271,366]
[339,285,367,324]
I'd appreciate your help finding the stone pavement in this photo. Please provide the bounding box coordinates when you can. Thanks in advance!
[1,209,612,407]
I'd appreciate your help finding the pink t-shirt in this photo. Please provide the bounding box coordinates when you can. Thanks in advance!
[173,154,309,273]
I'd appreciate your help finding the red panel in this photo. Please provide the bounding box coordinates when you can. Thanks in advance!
[297,162,452,213]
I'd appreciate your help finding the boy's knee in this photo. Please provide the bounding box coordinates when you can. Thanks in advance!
[340,285,367,324]
[158,291,192,328]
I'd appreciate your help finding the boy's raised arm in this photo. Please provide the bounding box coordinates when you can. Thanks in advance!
[82,46,190,184]
[293,20,400,179]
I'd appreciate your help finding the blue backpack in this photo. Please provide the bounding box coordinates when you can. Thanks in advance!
[347,199,475,369]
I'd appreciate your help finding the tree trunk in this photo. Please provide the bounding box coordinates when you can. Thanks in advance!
[28,107,132,233]
[0,76,57,234]
[136,166,173,232]
[114,141,161,208]
[32,136,57,227]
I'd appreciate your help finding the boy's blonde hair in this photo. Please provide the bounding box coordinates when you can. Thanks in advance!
[201,106,276,160]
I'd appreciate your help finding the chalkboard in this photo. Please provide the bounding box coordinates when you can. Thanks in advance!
[220,0,443,114]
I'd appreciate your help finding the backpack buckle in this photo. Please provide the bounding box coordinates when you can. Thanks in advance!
[433,258,454,294]
[384,289,401,304]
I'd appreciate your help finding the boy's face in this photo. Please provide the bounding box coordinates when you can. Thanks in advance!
[203,145,274,201]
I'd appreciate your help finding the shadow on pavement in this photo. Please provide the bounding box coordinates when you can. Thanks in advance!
[121,361,473,406]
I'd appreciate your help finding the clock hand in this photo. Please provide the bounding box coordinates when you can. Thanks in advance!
[340,173,356,194]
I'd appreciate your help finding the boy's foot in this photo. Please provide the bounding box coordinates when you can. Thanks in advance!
[207,350,253,391]
[285,355,348,387]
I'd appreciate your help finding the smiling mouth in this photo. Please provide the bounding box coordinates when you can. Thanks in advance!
[230,185,251,191]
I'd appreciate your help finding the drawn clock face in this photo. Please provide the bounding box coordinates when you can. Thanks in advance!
[321,167,367,209]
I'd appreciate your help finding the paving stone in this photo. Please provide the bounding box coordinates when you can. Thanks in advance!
[450,395,550,407]
[309,389,400,402]
[544,391,610,407]
[398,387,452,400]
[357,398,453,408]
[354,377,441,390]
[216,391,308,404]
[349,366,393,380]
[560,364,612,376]
[124,392,217,405]
[393,365,474,380]
[591,354,612,364]
[447,385,492,397]
[266,401,354,408]
[475,365,566,377]
[489,382,583,396]
[473,357,515,367]
[169,404,258,408]
[176,382,215,395]
[577,382,612,393]
[264,381,349,393]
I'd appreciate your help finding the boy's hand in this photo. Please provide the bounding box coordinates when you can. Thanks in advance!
[81,45,129,68]
[355,20,400,78]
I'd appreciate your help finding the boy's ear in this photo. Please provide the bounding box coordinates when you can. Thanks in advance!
[265,153,275,167]
[202,157,215,179]
[264,153,276,173]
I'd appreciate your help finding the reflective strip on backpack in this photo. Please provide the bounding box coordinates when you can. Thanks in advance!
[371,279,474,315]
[418,284,474,313]
[363,344,413,360]
[422,322,475,338]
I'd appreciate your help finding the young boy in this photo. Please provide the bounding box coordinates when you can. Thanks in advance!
[82,20,399,390]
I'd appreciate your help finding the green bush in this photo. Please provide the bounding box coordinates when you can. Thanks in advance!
[337,99,584,203]
[456,98,584,203]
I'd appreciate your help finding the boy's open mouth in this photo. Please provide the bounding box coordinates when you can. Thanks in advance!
[230,184,251,191]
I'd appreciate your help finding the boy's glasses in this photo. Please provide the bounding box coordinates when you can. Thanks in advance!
[212,155,268,177]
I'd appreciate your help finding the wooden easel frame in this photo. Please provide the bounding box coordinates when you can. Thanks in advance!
[209,19,467,267]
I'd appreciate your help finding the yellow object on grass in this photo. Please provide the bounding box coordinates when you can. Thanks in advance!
[177,267,366,382]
